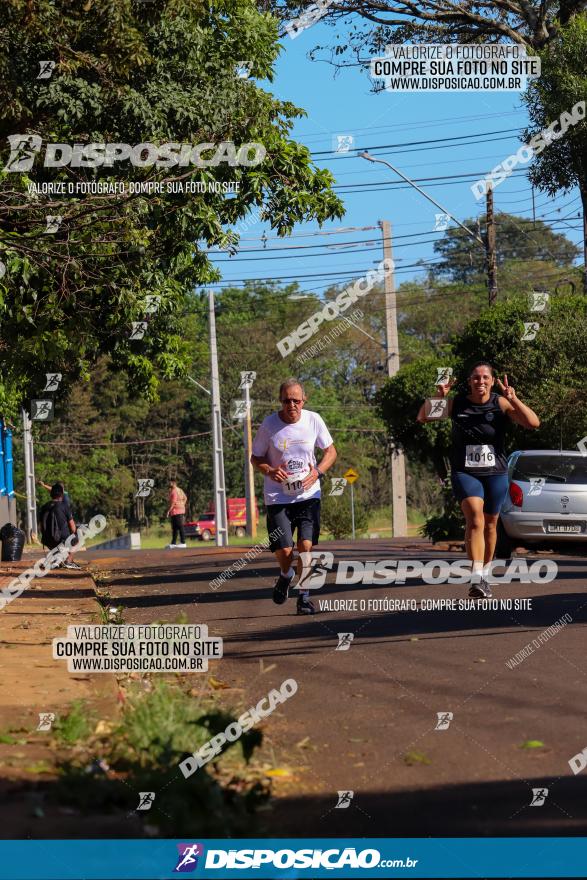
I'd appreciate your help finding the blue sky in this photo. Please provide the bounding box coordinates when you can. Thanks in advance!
[209,20,582,296]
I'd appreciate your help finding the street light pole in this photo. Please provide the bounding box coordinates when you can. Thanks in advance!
[359,151,496,303]
[359,152,484,244]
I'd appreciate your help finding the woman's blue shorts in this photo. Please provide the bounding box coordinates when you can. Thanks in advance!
[451,471,509,515]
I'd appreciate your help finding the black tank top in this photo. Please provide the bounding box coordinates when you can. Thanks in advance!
[450,392,508,476]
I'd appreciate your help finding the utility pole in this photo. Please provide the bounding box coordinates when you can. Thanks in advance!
[486,185,498,306]
[379,220,408,538]
[21,407,37,541]
[242,380,257,539]
[208,291,228,547]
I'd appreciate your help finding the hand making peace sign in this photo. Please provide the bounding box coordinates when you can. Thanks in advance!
[496,374,516,402]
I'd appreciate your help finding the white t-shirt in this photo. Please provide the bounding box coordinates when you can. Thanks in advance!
[252,409,334,505]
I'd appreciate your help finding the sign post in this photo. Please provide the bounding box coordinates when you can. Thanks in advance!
[343,467,359,540]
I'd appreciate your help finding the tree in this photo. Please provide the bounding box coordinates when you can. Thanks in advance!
[378,354,455,480]
[432,213,580,283]
[378,291,587,537]
[522,15,587,290]
[0,0,344,417]
[266,0,585,53]
[378,291,587,485]
[14,280,396,527]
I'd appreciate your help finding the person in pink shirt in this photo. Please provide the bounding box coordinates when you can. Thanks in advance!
[166,480,187,548]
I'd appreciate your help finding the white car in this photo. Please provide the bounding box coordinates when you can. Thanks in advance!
[497,450,587,556]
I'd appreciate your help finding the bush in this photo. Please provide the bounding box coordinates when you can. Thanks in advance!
[52,681,268,837]
[321,492,368,538]
[421,480,464,542]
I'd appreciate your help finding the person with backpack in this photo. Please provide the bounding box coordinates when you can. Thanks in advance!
[166,480,187,548]
[38,483,81,570]
[37,478,71,506]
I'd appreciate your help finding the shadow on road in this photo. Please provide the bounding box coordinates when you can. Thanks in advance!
[1,772,586,838]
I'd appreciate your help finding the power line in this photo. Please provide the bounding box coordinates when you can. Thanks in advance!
[311,128,521,158]
[37,430,213,447]
[298,110,522,143]
[210,220,581,265]
[333,168,528,192]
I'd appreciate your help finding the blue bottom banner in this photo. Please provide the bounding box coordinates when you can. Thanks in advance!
[0,838,585,879]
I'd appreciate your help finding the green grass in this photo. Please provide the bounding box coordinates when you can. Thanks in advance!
[52,680,269,837]
[52,701,93,745]
[89,508,430,551]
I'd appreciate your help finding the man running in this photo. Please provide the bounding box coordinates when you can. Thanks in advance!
[251,379,337,614]
[417,361,540,598]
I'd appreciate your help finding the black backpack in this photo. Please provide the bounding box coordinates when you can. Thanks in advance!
[40,501,62,547]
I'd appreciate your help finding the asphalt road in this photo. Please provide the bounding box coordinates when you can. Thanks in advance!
[86,538,587,838]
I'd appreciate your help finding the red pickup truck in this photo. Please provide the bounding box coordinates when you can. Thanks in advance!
[184,497,259,541]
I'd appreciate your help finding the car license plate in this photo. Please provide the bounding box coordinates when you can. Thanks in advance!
[546,522,583,534]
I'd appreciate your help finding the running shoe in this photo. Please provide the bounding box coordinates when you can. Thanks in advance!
[63,560,82,571]
[481,579,493,598]
[296,595,316,615]
[468,583,488,598]
[176,543,187,549]
[272,571,294,604]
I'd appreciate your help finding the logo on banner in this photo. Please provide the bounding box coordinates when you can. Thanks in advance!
[174,843,204,872]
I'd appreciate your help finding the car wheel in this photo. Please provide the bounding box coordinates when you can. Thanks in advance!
[201,529,212,541]
[235,527,246,537]
[495,518,514,559]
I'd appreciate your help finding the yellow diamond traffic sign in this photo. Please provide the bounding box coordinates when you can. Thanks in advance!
[343,467,359,484]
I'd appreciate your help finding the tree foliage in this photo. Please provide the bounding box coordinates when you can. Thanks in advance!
[523,14,587,198]
[378,291,587,484]
[0,0,344,416]
[265,0,586,62]
[432,213,579,283]
[15,281,394,525]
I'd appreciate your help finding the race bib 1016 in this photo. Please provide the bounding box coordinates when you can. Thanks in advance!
[465,444,496,468]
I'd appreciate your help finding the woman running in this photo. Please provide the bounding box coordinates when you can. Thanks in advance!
[417,361,540,597]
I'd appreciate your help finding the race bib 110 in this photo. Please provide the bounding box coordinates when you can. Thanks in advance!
[282,464,311,495]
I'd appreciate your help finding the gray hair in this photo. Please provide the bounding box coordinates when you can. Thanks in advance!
[279,378,305,400]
